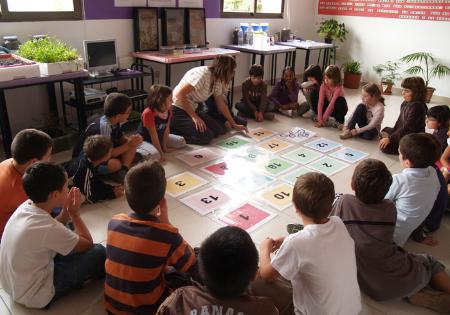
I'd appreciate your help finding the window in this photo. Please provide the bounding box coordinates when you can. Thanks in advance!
[0,0,82,22]
[221,0,284,18]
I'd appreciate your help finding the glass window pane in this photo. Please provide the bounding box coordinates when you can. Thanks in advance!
[223,0,254,13]
[7,0,74,12]
[256,0,282,14]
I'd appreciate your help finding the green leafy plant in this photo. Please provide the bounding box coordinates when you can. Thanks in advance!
[373,61,402,85]
[342,60,361,74]
[18,35,78,63]
[317,19,348,42]
[400,52,450,87]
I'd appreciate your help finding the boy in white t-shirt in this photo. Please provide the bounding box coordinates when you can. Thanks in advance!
[259,172,361,315]
[0,162,105,309]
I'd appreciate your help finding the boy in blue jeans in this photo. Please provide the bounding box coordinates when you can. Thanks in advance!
[386,133,441,246]
[0,162,105,308]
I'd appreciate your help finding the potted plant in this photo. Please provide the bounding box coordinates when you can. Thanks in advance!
[342,60,362,89]
[373,61,401,95]
[317,19,348,43]
[400,52,450,103]
[17,35,83,76]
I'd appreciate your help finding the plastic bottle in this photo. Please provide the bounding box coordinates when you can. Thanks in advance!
[246,28,253,46]
[238,28,244,45]
[232,27,239,45]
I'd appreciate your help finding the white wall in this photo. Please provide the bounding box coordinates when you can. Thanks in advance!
[298,1,450,98]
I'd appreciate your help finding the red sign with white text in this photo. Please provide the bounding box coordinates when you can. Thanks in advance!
[318,0,450,22]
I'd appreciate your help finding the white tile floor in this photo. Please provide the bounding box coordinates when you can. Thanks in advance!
[1,86,450,315]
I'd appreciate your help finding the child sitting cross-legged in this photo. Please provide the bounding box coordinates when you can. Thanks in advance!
[235,64,275,122]
[386,133,441,247]
[259,172,361,315]
[297,64,322,117]
[157,226,279,315]
[313,65,348,129]
[340,83,385,140]
[0,162,106,308]
[67,135,124,203]
[137,84,187,162]
[72,93,143,181]
[104,161,196,314]
[269,66,300,117]
[332,158,450,313]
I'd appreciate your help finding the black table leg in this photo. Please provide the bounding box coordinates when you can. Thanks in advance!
[260,54,265,67]
[59,81,68,127]
[47,83,59,126]
[304,50,311,70]
[200,60,205,66]
[322,49,328,70]
[252,54,256,65]
[73,78,87,132]
[165,64,171,87]
[0,89,12,158]
[292,50,297,69]
[271,54,278,85]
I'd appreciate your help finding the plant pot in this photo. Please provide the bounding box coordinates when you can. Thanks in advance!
[38,58,83,76]
[0,54,40,81]
[343,73,361,89]
[381,81,394,95]
[39,126,79,153]
[324,37,332,44]
[426,87,436,103]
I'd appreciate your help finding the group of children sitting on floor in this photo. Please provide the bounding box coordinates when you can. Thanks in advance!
[0,59,450,314]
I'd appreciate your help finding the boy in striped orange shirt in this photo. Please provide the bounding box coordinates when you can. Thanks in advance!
[104,161,196,314]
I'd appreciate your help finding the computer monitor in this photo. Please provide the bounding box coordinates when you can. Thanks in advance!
[83,39,118,78]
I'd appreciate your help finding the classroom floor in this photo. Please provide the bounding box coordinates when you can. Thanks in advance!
[1,87,450,315]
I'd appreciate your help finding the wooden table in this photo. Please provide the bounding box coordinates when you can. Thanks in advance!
[132,48,240,87]
[276,40,336,71]
[0,71,89,158]
[221,44,296,85]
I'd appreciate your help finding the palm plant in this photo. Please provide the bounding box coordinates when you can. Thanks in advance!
[400,52,450,87]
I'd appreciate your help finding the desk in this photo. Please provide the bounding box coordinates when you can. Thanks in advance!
[0,71,89,158]
[276,40,336,71]
[132,48,240,87]
[221,44,296,85]
[132,48,239,105]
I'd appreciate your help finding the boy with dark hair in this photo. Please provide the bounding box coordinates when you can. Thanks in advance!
[385,133,441,246]
[332,159,450,313]
[67,135,124,203]
[105,161,195,314]
[0,129,53,239]
[0,162,105,308]
[157,226,279,315]
[259,172,361,315]
[235,64,275,122]
[72,92,143,178]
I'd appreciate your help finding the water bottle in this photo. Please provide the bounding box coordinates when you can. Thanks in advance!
[238,29,244,45]
[232,27,239,45]
[246,29,253,46]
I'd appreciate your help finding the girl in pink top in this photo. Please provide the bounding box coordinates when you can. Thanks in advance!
[314,65,348,128]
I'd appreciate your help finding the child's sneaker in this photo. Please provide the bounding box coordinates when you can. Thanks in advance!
[278,109,294,117]
[297,102,310,116]
[263,112,275,120]
[326,117,343,129]
[287,223,304,234]
[339,130,353,140]
[408,289,450,313]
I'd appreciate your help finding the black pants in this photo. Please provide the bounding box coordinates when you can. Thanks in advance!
[311,96,348,123]
[380,126,399,155]
[347,104,379,140]
[170,106,226,145]
[205,96,247,126]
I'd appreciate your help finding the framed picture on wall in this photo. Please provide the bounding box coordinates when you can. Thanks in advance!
[133,8,159,51]
[161,8,186,46]
[187,8,207,47]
